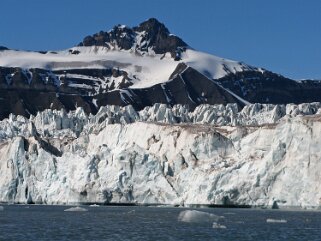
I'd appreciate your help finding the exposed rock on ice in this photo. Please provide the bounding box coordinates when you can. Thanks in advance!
[1,103,321,208]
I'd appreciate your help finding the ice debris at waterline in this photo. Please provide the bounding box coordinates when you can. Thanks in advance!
[64,206,88,212]
[266,219,287,223]
[178,210,222,223]
[2,103,321,207]
[212,222,227,229]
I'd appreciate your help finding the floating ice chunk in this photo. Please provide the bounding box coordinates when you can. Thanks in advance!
[212,222,227,229]
[178,210,221,223]
[89,204,100,207]
[64,206,88,212]
[266,218,287,223]
[0,206,3,211]
[235,221,245,224]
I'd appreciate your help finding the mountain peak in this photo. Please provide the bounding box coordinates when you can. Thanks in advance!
[78,18,188,58]
[133,18,170,35]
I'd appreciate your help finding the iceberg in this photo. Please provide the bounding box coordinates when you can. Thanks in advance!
[266,218,287,223]
[64,206,88,212]
[212,222,227,229]
[178,210,221,223]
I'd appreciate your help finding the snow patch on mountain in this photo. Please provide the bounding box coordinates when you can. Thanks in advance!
[0,47,255,90]
[0,47,176,88]
[182,50,254,80]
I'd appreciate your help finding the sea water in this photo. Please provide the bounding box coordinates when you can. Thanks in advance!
[0,205,321,240]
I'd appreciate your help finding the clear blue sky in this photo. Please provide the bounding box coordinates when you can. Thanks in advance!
[1,0,320,80]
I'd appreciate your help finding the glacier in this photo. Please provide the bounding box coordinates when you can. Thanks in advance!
[1,102,321,208]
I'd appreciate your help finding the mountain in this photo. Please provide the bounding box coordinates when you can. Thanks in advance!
[0,18,321,120]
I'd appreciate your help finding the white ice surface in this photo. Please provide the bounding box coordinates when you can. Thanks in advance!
[182,49,250,79]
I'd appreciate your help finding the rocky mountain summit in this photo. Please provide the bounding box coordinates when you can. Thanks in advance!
[78,18,188,59]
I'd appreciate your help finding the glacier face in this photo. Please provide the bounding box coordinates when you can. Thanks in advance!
[1,103,321,208]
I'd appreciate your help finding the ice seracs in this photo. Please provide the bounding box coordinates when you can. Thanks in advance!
[1,102,319,140]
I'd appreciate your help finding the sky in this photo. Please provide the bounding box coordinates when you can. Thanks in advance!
[0,0,320,80]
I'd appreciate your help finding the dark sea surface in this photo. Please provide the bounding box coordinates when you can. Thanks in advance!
[0,205,321,241]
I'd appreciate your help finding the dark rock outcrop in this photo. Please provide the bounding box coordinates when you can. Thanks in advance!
[217,70,321,104]
[78,18,188,58]
[133,18,188,57]
[1,62,321,120]
[95,66,245,110]
[0,46,9,51]
[0,64,245,119]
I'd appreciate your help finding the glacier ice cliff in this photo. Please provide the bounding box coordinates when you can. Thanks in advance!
[1,102,321,208]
